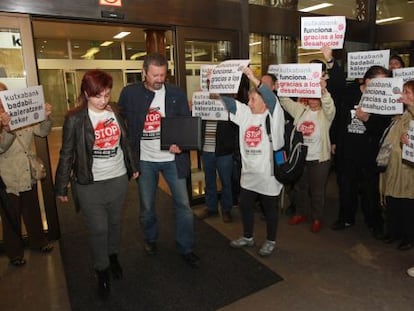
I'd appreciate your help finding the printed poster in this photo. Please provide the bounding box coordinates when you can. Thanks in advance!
[272,63,322,98]
[0,85,46,130]
[209,59,250,94]
[301,16,346,50]
[393,67,414,83]
[347,50,390,79]
[359,77,403,115]
[191,91,228,121]
[200,64,216,92]
[402,120,414,163]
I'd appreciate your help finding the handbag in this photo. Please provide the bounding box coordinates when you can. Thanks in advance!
[16,137,47,180]
[376,120,396,172]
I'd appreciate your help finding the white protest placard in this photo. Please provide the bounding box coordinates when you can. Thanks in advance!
[0,85,46,130]
[347,49,390,79]
[208,59,250,94]
[301,16,346,50]
[393,67,414,83]
[402,120,414,163]
[359,77,403,115]
[200,64,216,92]
[191,91,228,121]
[267,64,280,78]
[276,63,322,98]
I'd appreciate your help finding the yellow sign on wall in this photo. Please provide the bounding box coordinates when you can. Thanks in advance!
[99,0,122,7]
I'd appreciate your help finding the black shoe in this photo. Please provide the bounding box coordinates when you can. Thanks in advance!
[182,252,200,268]
[96,268,110,299]
[331,220,354,231]
[144,242,157,256]
[398,241,413,251]
[109,254,123,280]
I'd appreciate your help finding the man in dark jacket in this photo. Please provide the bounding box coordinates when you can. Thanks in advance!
[118,53,199,268]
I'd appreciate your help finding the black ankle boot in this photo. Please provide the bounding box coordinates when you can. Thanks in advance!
[96,268,111,299]
[109,254,123,280]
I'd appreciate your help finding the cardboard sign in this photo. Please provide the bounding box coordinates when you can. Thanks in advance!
[191,91,228,121]
[393,67,414,83]
[347,50,390,79]
[359,77,403,115]
[209,59,250,94]
[0,85,46,130]
[301,16,346,50]
[272,63,322,98]
[200,64,217,92]
[402,120,414,163]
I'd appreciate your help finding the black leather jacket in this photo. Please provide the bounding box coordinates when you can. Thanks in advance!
[54,105,137,197]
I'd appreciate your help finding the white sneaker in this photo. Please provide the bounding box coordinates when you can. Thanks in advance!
[230,237,255,248]
[407,266,414,277]
[258,240,276,257]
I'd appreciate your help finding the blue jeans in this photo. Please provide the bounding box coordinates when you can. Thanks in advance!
[202,152,233,213]
[138,160,194,254]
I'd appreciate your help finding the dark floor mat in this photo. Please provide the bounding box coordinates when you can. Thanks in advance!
[58,182,283,311]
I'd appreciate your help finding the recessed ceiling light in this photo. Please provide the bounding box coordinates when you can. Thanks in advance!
[249,41,261,46]
[100,41,114,47]
[299,3,333,12]
[113,31,131,39]
[376,16,403,24]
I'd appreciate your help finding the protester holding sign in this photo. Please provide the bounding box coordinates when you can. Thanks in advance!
[379,80,414,253]
[55,70,139,299]
[332,66,392,238]
[279,76,335,233]
[220,67,285,257]
[0,82,54,267]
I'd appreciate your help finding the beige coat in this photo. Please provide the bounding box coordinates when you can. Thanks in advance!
[380,105,414,200]
[279,92,335,162]
[0,119,52,195]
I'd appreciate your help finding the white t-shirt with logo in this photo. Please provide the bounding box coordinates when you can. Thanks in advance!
[88,109,126,181]
[230,102,283,196]
[140,85,175,162]
[297,110,322,161]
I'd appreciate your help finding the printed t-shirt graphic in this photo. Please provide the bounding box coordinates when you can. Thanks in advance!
[244,125,263,155]
[347,108,367,134]
[142,107,162,140]
[93,117,120,158]
[297,110,321,161]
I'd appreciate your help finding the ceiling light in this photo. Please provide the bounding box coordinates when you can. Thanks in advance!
[81,47,100,59]
[100,41,114,47]
[249,41,261,46]
[299,3,333,12]
[113,31,130,39]
[376,16,403,24]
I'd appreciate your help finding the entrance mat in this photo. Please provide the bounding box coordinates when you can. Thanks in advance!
[58,184,283,311]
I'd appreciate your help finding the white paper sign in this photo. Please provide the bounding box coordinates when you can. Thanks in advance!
[402,120,414,163]
[191,91,228,121]
[347,50,390,79]
[274,63,322,98]
[359,77,403,115]
[209,59,250,94]
[393,67,414,83]
[200,65,216,92]
[0,85,46,130]
[301,16,346,50]
[267,64,280,78]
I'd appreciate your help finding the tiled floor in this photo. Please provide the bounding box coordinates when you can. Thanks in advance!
[1,129,414,310]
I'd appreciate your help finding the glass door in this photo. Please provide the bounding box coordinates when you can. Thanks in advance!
[175,27,240,205]
[0,13,60,240]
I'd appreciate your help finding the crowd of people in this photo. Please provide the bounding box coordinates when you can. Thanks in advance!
[1,49,414,299]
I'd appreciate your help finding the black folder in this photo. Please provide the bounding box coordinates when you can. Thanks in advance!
[160,116,202,150]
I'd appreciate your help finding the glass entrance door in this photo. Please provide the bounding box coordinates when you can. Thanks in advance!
[175,27,240,205]
[0,13,59,240]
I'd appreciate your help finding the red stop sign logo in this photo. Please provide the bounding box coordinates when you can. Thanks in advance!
[244,126,262,147]
[144,109,161,131]
[94,120,120,148]
[298,121,315,137]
